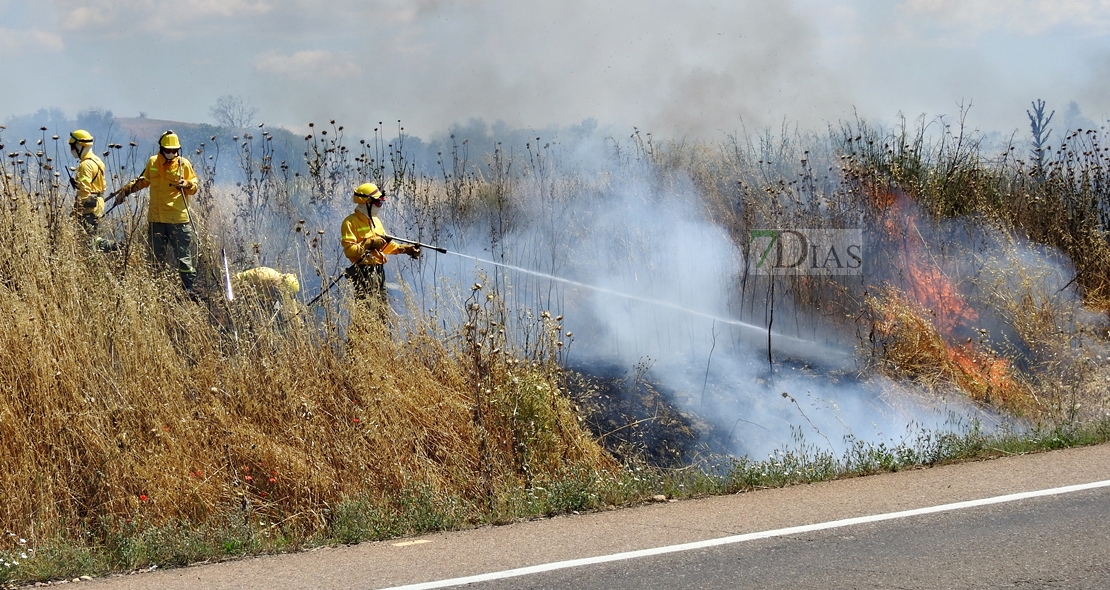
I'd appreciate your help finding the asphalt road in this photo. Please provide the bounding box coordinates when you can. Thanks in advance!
[464,487,1110,589]
[83,444,1110,590]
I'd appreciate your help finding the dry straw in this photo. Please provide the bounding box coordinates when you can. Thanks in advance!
[0,169,614,549]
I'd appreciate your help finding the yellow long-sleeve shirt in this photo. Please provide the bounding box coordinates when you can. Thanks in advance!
[75,152,106,217]
[120,154,199,224]
[340,209,404,265]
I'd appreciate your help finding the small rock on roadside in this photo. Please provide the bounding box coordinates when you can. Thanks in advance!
[651,494,667,502]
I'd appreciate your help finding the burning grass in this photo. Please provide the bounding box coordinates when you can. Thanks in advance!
[686,113,1110,426]
[864,287,1036,415]
[5,107,1110,582]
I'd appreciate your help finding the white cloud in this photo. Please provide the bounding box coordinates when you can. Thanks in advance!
[186,0,273,17]
[0,27,65,54]
[254,50,363,80]
[55,0,273,32]
[59,5,114,30]
[900,0,1110,35]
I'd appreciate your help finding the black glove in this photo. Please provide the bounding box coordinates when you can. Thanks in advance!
[405,245,421,259]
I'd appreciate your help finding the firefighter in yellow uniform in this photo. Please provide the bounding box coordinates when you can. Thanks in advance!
[111,131,200,294]
[234,267,300,308]
[340,182,420,305]
[69,130,115,251]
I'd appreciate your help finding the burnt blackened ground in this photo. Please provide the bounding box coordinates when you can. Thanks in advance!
[564,356,869,467]
[564,363,719,467]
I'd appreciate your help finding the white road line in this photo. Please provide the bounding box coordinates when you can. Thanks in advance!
[380,479,1110,590]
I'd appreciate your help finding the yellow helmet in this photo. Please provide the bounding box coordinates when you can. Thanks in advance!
[68,129,94,146]
[159,130,181,150]
[282,273,300,294]
[352,182,384,204]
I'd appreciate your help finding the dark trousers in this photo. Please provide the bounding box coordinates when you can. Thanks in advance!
[77,213,99,234]
[344,264,391,342]
[78,213,118,252]
[149,222,196,291]
[346,264,386,303]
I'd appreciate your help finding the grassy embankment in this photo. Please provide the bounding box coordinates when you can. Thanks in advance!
[3,112,1110,584]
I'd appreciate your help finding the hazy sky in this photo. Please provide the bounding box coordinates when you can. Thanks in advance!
[3,0,1110,139]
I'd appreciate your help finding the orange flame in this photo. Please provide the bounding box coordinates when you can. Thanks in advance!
[946,342,1026,409]
[872,188,1028,411]
[877,189,978,334]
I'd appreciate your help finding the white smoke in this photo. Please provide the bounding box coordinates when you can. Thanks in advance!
[397,141,1003,461]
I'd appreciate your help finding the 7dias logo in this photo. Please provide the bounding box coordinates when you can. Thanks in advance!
[748,229,863,275]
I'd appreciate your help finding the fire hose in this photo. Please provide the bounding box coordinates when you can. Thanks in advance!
[305,234,446,308]
[382,234,448,254]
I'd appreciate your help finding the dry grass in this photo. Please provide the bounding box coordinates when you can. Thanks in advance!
[5,110,1110,581]
[863,287,1037,416]
[0,175,615,559]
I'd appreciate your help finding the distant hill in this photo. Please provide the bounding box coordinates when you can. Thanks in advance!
[107,117,301,181]
[3,109,598,183]
[109,117,223,157]
[0,109,312,196]
[112,117,208,144]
